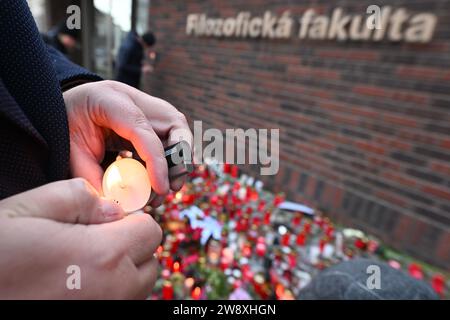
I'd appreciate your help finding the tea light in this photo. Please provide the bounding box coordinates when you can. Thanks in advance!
[162,281,174,300]
[173,261,181,273]
[191,286,202,300]
[102,142,192,212]
[102,155,151,213]
[184,277,195,291]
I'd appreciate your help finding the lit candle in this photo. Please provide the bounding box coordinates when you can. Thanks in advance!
[102,142,192,213]
[296,233,306,246]
[165,255,174,270]
[184,277,195,291]
[231,165,239,178]
[162,281,174,300]
[408,263,424,280]
[288,252,296,268]
[257,200,266,211]
[256,241,266,257]
[431,274,445,297]
[275,283,285,300]
[292,213,302,226]
[102,155,152,213]
[191,286,202,300]
[242,243,252,257]
[319,238,327,254]
[281,233,291,246]
[263,211,271,225]
[172,261,181,273]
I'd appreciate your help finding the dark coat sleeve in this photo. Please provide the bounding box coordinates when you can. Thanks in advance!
[117,49,142,75]
[115,32,143,87]
[0,0,103,199]
[46,45,103,90]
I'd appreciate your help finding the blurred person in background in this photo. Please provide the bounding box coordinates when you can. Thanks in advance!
[42,21,80,56]
[115,30,156,89]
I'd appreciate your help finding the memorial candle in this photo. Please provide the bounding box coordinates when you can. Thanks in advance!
[173,261,181,273]
[231,165,239,178]
[319,238,326,254]
[165,255,174,270]
[103,142,192,213]
[191,286,202,300]
[303,222,311,234]
[431,274,445,297]
[256,237,267,257]
[184,277,195,293]
[281,233,291,246]
[263,211,271,225]
[275,283,285,300]
[162,281,174,300]
[292,213,302,227]
[408,263,424,280]
[296,233,306,246]
[102,155,151,213]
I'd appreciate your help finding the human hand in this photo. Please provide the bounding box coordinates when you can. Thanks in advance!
[142,64,154,74]
[0,178,162,299]
[63,80,192,208]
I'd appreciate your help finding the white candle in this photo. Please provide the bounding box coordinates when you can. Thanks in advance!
[102,157,152,213]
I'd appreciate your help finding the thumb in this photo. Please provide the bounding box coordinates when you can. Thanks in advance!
[0,178,125,224]
[69,142,104,193]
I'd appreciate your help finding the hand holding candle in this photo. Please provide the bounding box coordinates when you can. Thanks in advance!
[63,81,193,208]
[102,142,193,213]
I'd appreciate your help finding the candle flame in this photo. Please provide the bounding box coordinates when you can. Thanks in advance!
[275,284,284,299]
[106,164,125,190]
[184,277,194,288]
[192,286,201,299]
[175,191,183,200]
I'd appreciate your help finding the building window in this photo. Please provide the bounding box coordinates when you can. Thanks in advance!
[92,0,133,78]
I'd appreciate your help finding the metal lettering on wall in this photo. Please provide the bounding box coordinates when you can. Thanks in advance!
[186,6,438,43]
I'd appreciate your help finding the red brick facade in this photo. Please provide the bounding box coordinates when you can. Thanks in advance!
[146,0,450,268]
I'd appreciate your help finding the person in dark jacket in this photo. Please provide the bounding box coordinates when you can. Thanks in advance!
[115,31,156,88]
[0,0,191,299]
[42,21,80,56]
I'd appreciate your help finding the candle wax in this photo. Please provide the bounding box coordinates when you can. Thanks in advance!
[102,158,152,213]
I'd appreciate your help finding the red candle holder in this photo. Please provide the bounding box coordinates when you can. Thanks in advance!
[431,274,445,297]
[258,200,266,212]
[256,242,266,257]
[263,211,271,225]
[173,261,181,273]
[191,286,202,300]
[231,165,239,178]
[408,263,424,280]
[275,283,285,300]
[296,233,306,246]
[162,281,174,300]
[281,233,291,246]
[292,214,302,227]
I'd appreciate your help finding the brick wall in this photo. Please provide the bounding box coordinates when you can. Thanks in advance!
[146,0,450,268]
